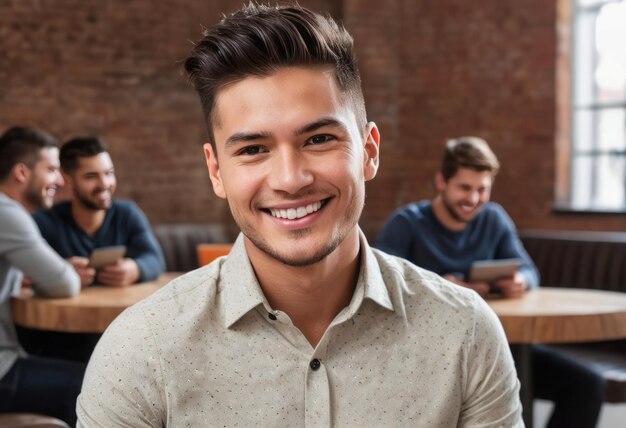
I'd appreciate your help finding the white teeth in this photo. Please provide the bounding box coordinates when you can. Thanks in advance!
[270,201,323,219]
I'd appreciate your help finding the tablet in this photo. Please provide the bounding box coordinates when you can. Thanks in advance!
[468,258,521,282]
[89,245,126,269]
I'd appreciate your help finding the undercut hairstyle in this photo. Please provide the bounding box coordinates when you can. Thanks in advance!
[184,2,366,148]
[0,126,59,182]
[60,137,108,173]
[440,136,500,181]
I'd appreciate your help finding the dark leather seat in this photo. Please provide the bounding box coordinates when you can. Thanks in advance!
[520,229,626,404]
[520,229,626,292]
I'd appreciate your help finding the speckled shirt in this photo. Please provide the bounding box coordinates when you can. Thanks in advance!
[77,231,522,427]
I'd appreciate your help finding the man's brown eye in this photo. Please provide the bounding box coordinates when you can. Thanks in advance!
[310,135,332,145]
[241,146,262,155]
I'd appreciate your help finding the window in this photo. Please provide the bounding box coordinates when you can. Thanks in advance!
[571,0,626,210]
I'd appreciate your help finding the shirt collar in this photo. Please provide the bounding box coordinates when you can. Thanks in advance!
[220,229,394,329]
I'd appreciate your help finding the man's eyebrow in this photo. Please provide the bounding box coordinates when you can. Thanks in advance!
[295,117,348,136]
[224,131,272,148]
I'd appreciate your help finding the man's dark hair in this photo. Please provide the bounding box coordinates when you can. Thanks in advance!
[184,2,366,149]
[440,136,500,181]
[0,126,59,182]
[60,137,108,173]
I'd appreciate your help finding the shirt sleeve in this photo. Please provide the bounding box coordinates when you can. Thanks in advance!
[3,204,80,297]
[458,295,523,427]
[493,207,540,289]
[124,203,166,281]
[76,307,165,427]
[374,209,415,259]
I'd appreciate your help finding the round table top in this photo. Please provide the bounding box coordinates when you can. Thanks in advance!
[11,272,180,333]
[487,287,626,344]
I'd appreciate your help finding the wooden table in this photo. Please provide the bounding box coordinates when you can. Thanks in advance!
[487,287,626,428]
[11,272,180,334]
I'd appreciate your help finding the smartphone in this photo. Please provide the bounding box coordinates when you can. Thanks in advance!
[88,245,127,269]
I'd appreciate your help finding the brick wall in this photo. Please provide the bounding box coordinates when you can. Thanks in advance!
[2,0,624,242]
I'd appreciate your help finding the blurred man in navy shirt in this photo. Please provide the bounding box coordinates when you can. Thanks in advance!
[34,137,164,287]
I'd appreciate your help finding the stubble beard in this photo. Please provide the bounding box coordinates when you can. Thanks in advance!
[23,174,54,210]
[236,188,365,267]
[24,184,50,210]
[442,193,479,224]
[74,188,111,211]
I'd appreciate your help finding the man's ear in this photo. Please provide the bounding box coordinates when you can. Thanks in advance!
[62,171,73,188]
[434,172,447,193]
[363,122,380,182]
[203,143,226,199]
[12,163,31,184]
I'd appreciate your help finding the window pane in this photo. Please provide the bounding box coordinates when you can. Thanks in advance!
[571,153,625,209]
[597,108,626,151]
[573,109,594,151]
[595,153,625,208]
[573,10,596,106]
[595,2,626,103]
[571,0,626,211]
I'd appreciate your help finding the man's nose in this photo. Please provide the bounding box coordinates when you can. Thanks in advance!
[98,175,113,188]
[267,148,314,194]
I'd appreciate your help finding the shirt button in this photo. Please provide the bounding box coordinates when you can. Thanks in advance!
[268,312,277,321]
[310,359,321,371]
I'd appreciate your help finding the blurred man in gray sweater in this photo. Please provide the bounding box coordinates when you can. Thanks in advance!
[0,126,84,426]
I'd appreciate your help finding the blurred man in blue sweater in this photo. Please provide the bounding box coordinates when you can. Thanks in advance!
[376,136,604,428]
[34,137,164,287]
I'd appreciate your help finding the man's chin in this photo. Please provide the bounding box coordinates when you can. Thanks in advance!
[246,235,340,267]
[83,199,111,211]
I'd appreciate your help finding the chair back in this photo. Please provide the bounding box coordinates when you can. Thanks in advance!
[197,243,233,266]
[0,413,70,428]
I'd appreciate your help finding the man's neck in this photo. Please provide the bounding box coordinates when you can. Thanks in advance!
[246,230,361,348]
[431,196,466,232]
[0,184,34,213]
[71,200,106,236]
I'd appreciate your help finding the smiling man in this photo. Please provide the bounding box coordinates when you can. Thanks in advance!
[376,136,604,428]
[376,136,538,297]
[34,137,164,287]
[0,126,83,425]
[77,4,522,427]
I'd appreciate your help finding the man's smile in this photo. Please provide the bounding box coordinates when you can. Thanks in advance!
[266,198,329,220]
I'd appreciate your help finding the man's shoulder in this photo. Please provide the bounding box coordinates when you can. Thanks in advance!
[0,192,23,215]
[0,193,38,234]
[108,265,221,335]
[110,199,141,213]
[389,200,432,222]
[372,248,481,313]
[480,202,509,217]
[475,202,515,229]
[33,201,71,224]
[398,199,430,213]
[109,199,150,222]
